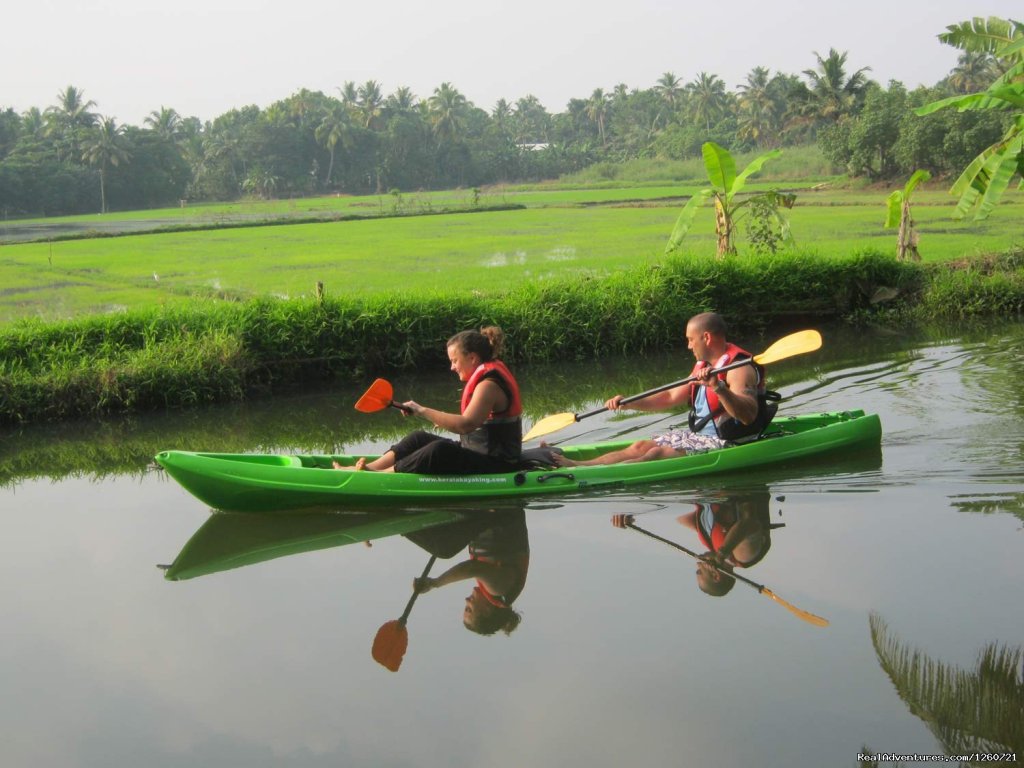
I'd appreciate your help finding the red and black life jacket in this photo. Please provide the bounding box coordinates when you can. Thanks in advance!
[460,361,523,461]
[687,343,776,441]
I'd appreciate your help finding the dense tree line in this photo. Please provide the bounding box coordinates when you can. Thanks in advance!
[0,41,1012,217]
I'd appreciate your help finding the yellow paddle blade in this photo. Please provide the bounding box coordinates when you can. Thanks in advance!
[762,588,830,627]
[522,412,577,443]
[753,330,822,366]
[355,378,394,413]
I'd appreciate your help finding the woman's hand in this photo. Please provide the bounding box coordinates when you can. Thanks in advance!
[401,400,427,419]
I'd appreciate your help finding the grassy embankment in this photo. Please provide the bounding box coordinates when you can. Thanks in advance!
[0,157,1022,425]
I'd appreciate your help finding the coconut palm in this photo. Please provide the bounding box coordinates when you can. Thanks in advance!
[45,85,98,161]
[144,106,182,142]
[357,80,384,129]
[315,103,351,186]
[948,51,1001,93]
[81,117,130,213]
[655,72,683,112]
[585,88,610,146]
[428,82,468,142]
[686,72,728,131]
[737,67,780,147]
[801,49,872,123]
[386,87,418,115]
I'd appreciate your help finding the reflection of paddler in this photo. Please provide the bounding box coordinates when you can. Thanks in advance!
[414,508,529,635]
[614,489,782,598]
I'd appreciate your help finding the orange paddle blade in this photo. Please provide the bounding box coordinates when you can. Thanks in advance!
[371,619,408,672]
[355,379,394,413]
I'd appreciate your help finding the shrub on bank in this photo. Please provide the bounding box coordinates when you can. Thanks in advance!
[1,249,1019,425]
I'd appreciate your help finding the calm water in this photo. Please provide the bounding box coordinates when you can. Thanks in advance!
[2,321,1023,768]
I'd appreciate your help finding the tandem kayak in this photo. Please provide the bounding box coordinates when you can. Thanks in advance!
[155,410,881,513]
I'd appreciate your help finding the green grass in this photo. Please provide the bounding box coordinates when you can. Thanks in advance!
[0,182,1021,324]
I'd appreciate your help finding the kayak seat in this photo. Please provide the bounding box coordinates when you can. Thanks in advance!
[728,400,780,446]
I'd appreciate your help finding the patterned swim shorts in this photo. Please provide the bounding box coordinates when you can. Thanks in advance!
[650,430,727,454]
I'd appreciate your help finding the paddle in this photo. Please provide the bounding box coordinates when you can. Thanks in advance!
[372,555,437,672]
[624,520,829,627]
[355,378,413,415]
[522,329,822,442]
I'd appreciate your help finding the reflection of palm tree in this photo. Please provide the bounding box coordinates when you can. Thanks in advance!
[81,117,130,213]
[869,613,1024,757]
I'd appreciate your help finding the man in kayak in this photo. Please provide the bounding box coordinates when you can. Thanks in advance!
[335,326,523,474]
[556,312,774,465]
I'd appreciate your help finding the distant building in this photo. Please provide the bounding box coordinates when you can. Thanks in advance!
[517,143,551,152]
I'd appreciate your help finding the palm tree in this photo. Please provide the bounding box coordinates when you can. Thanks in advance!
[428,82,468,142]
[81,117,130,213]
[45,85,97,161]
[585,88,610,146]
[801,49,872,123]
[144,106,182,142]
[655,72,683,111]
[357,80,384,129]
[947,51,1000,93]
[737,67,780,148]
[386,86,417,115]
[315,103,351,186]
[686,72,728,131]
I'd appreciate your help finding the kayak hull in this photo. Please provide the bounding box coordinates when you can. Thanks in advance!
[155,410,881,513]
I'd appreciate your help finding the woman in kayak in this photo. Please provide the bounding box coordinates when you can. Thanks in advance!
[336,325,523,474]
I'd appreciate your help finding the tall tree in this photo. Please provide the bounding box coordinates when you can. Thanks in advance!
[144,106,182,142]
[45,85,98,161]
[357,80,384,129]
[801,49,872,123]
[686,72,728,131]
[315,102,351,186]
[428,82,469,142]
[585,88,610,147]
[948,51,1001,93]
[81,117,130,213]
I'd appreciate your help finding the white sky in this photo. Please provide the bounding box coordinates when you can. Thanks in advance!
[4,0,1020,127]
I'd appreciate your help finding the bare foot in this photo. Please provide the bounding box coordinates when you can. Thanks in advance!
[332,457,369,471]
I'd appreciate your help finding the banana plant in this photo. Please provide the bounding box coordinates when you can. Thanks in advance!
[665,142,795,257]
[885,169,931,261]
[916,16,1024,221]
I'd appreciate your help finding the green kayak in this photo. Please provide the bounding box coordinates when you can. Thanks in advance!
[155,410,881,513]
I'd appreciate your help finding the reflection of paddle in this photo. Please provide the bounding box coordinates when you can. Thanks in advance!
[355,378,413,415]
[522,329,822,442]
[625,520,829,628]
[372,555,437,672]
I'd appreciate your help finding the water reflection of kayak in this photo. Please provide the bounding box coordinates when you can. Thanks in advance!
[156,410,881,513]
[162,508,464,581]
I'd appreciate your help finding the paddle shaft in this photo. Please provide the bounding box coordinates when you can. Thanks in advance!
[398,555,437,625]
[625,522,768,594]
[576,357,756,422]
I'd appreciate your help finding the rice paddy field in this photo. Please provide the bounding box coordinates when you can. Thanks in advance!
[1,183,1021,324]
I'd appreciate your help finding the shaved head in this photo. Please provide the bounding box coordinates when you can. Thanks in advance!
[688,312,727,338]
